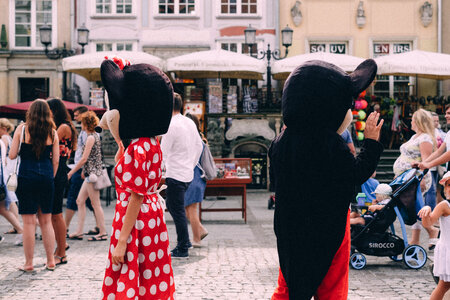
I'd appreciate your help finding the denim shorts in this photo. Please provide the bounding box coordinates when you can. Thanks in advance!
[16,158,54,215]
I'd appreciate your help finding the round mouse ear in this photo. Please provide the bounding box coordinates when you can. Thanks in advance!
[349,59,378,98]
[100,60,124,109]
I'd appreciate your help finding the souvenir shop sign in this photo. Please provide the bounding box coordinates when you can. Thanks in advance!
[374,43,411,56]
[310,43,347,54]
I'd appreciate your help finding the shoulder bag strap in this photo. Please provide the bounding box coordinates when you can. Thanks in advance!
[12,125,25,175]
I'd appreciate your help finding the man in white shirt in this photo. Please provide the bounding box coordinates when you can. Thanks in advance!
[161,93,203,258]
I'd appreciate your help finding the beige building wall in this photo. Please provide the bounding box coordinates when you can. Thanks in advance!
[280,0,438,97]
[442,0,450,95]
[0,0,71,106]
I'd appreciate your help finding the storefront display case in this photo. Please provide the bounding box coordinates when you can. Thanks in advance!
[200,158,252,222]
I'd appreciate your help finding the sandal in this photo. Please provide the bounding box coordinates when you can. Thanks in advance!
[68,234,84,240]
[55,255,68,266]
[5,228,18,234]
[84,227,100,235]
[18,267,35,274]
[45,265,55,271]
[88,234,108,242]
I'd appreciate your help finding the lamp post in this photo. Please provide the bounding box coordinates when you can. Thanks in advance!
[244,24,293,106]
[39,24,90,99]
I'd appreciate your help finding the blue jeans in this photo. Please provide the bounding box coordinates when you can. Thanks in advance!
[166,177,191,251]
[424,170,437,209]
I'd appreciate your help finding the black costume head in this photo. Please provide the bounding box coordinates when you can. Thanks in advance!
[282,59,377,133]
[98,58,173,142]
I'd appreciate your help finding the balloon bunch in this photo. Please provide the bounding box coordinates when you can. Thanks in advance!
[353,91,368,141]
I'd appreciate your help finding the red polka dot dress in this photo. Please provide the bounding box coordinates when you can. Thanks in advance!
[102,138,175,300]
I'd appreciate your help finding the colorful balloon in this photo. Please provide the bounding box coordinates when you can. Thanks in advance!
[359,90,367,99]
[356,131,364,141]
[355,121,366,131]
[358,110,366,120]
[360,100,368,110]
[352,110,359,116]
[354,101,362,110]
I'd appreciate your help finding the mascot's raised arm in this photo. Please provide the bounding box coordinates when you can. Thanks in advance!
[97,56,176,300]
[270,59,383,300]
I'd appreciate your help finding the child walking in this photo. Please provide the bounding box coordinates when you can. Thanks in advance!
[418,171,450,300]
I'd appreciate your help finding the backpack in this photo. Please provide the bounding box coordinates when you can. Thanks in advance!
[199,143,217,181]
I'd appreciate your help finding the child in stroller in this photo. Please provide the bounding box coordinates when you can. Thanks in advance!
[350,169,428,270]
[350,184,392,226]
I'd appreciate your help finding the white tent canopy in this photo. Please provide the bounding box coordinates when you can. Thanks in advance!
[62,51,164,81]
[271,52,364,80]
[166,49,266,80]
[375,50,450,80]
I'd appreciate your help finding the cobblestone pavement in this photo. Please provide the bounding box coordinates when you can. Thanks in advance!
[0,190,446,299]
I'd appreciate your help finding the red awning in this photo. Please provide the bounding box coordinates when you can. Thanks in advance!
[0,100,106,119]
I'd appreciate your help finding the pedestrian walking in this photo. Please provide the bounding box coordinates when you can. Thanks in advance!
[67,111,107,241]
[394,109,439,249]
[270,60,382,299]
[47,98,78,265]
[0,137,23,245]
[184,113,208,248]
[161,93,203,258]
[0,118,22,240]
[65,106,99,235]
[9,99,59,272]
[98,58,175,299]
[418,171,450,300]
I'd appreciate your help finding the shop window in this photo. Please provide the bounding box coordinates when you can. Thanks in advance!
[221,0,257,14]
[221,43,237,53]
[159,0,195,14]
[13,0,54,48]
[18,77,49,102]
[96,43,113,52]
[373,42,412,99]
[96,42,134,52]
[116,43,133,51]
[96,0,133,14]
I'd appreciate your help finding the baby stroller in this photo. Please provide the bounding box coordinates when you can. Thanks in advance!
[350,168,428,270]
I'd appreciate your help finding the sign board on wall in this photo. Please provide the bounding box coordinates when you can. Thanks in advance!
[310,43,347,54]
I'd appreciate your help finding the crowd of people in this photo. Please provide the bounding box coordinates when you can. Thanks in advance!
[2,56,450,300]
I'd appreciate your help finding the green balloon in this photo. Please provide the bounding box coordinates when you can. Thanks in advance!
[358,110,366,120]
[357,131,364,141]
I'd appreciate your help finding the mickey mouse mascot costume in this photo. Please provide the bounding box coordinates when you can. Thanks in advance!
[98,57,175,299]
[270,59,383,299]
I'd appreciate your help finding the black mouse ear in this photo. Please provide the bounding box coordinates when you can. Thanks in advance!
[100,60,124,109]
[349,59,378,98]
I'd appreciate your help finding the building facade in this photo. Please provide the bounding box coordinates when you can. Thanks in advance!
[0,0,73,105]
[279,0,439,98]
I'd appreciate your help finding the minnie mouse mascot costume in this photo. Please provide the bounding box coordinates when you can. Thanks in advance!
[98,56,175,299]
[270,59,383,299]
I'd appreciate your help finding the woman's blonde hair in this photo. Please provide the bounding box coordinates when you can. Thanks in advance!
[0,118,14,133]
[80,111,99,132]
[413,109,437,149]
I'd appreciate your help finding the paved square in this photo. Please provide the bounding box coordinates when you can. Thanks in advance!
[0,191,444,299]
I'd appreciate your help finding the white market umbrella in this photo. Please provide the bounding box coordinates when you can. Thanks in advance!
[271,52,364,80]
[166,49,266,80]
[375,50,450,80]
[62,51,164,81]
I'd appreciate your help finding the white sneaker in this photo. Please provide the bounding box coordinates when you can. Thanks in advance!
[14,234,23,246]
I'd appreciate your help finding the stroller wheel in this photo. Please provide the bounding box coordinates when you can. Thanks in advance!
[350,252,366,270]
[402,245,427,269]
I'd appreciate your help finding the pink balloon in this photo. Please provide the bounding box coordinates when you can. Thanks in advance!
[360,100,368,110]
[354,100,362,110]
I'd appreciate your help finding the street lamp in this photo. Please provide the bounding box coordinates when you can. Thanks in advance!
[39,24,90,99]
[244,24,293,106]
